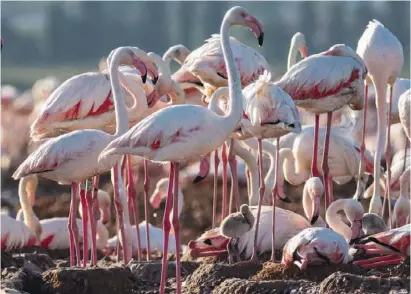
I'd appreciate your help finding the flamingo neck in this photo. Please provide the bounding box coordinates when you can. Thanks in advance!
[109,50,131,137]
[169,190,184,222]
[118,71,147,119]
[96,221,109,249]
[281,148,309,186]
[325,199,352,240]
[220,17,243,134]
[287,41,299,70]
[18,177,41,237]
[232,140,259,205]
[261,140,277,196]
[302,184,313,220]
[208,87,229,115]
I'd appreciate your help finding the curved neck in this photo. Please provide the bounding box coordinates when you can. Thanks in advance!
[287,41,299,70]
[119,72,148,119]
[220,16,243,134]
[109,50,131,136]
[18,177,41,236]
[281,148,309,186]
[208,87,229,115]
[325,199,352,240]
[96,222,109,249]
[232,140,259,205]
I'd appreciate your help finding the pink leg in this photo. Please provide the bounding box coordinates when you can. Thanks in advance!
[143,159,151,260]
[85,178,98,266]
[382,85,393,228]
[112,163,130,264]
[68,182,80,266]
[221,143,228,220]
[353,254,404,269]
[270,137,280,262]
[250,138,265,262]
[80,183,89,267]
[228,139,239,213]
[356,84,369,198]
[171,162,182,294]
[328,177,334,205]
[322,112,332,211]
[311,114,320,177]
[127,155,142,261]
[159,163,175,294]
[212,150,220,228]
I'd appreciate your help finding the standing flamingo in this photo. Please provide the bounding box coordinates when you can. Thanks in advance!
[99,7,264,294]
[356,20,404,226]
[12,47,150,266]
[275,44,367,212]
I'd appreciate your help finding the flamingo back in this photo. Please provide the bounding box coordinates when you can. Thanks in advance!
[1,215,38,251]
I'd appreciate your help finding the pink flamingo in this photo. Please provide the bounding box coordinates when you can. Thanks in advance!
[392,167,410,228]
[12,47,150,266]
[356,20,404,227]
[99,7,264,294]
[353,224,410,269]
[275,44,367,212]
[1,214,38,251]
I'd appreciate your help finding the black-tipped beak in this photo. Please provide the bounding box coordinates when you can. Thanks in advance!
[193,175,206,184]
[258,32,264,47]
[349,238,360,246]
[310,215,319,225]
[142,73,147,84]
[279,196,292,204]
[153,76,159,85]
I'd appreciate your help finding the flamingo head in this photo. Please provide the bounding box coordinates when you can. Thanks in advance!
[291,32,308,58]
[150,178,170,209]
[164,44,191,65]
[226,6,264,46]
[345,200,365,244]
[307,177,324,225]
[188,228,229,258]
[97,189,111,224]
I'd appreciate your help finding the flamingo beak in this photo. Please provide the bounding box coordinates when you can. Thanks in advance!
[147,90,162,108]
[299,46,308,58]
[310,196,321,225]
[349,219,363,244]
[193,154,211,184]
[100,205,111,225]
[245,15,264,47]
[150,191,163,209]
[132,57,147,84]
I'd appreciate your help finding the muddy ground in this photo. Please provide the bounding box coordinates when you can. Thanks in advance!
[1,159,410,293]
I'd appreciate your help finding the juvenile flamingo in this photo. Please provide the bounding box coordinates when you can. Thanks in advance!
[275,44,367,212]
[356,20,404,226]
[12,47,150,266]
[99,7,264,293]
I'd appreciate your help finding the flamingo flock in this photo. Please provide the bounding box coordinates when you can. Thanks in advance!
[1,6,410,294]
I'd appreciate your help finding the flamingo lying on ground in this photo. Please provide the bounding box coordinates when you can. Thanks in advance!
[99,7,264,294]
[12,47,150,266]
[1,214,38,251]
[353,224,410,269]
[275,44,367,212]
[356,20,404,227]
[188,177,326,260]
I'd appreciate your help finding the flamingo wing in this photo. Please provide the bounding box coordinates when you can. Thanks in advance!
[275,54,364,101]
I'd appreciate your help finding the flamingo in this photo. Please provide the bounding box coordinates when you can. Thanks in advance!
[275,43,367,213]
[392,167,410,228]
[99,7,264,294]
[220,204,255,264]
[356,20,404,226]
[1,214,38,251]
[188,177,326,260]
[12,47,150,266]
[162,44,191,70]
[287,32,308,70]
[353,224,410,269]
[398,89,410,140]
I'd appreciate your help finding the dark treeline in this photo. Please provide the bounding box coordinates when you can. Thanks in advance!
[2,1,410,76]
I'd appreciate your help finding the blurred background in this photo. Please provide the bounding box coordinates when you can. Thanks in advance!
[2,1,410,89]
[1,1,410,243]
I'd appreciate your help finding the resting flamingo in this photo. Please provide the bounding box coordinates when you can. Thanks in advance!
[188,177,326,261]
[99,7,264,294]
[275,44,367,212]
[12,47,150,266]
[356,20,404,226]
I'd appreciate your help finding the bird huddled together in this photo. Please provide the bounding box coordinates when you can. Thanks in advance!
[1,6,410,294]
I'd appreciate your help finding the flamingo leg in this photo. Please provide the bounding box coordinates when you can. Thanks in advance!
[250,138,265,262]
[112,163,130,264]
[85,178,98,266]
[328,177,334,206]
[311,114,320,177]
[171,162,182,294]
[270,137,280,262]
[355,84,369,200]
[68,182,80,266]
[228,139,239,213]
[221,143,228,220]
[126,155,141,261]
[322,112,332,211]
[159,163,175,294]
[402,140,409,173]
[212,149,220,228]
[382,84,394,228]
[79,183,89,267]
[353,254,404,269]
[143,159,151,260]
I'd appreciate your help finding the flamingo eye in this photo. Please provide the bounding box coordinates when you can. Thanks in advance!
[204,239,212,246]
